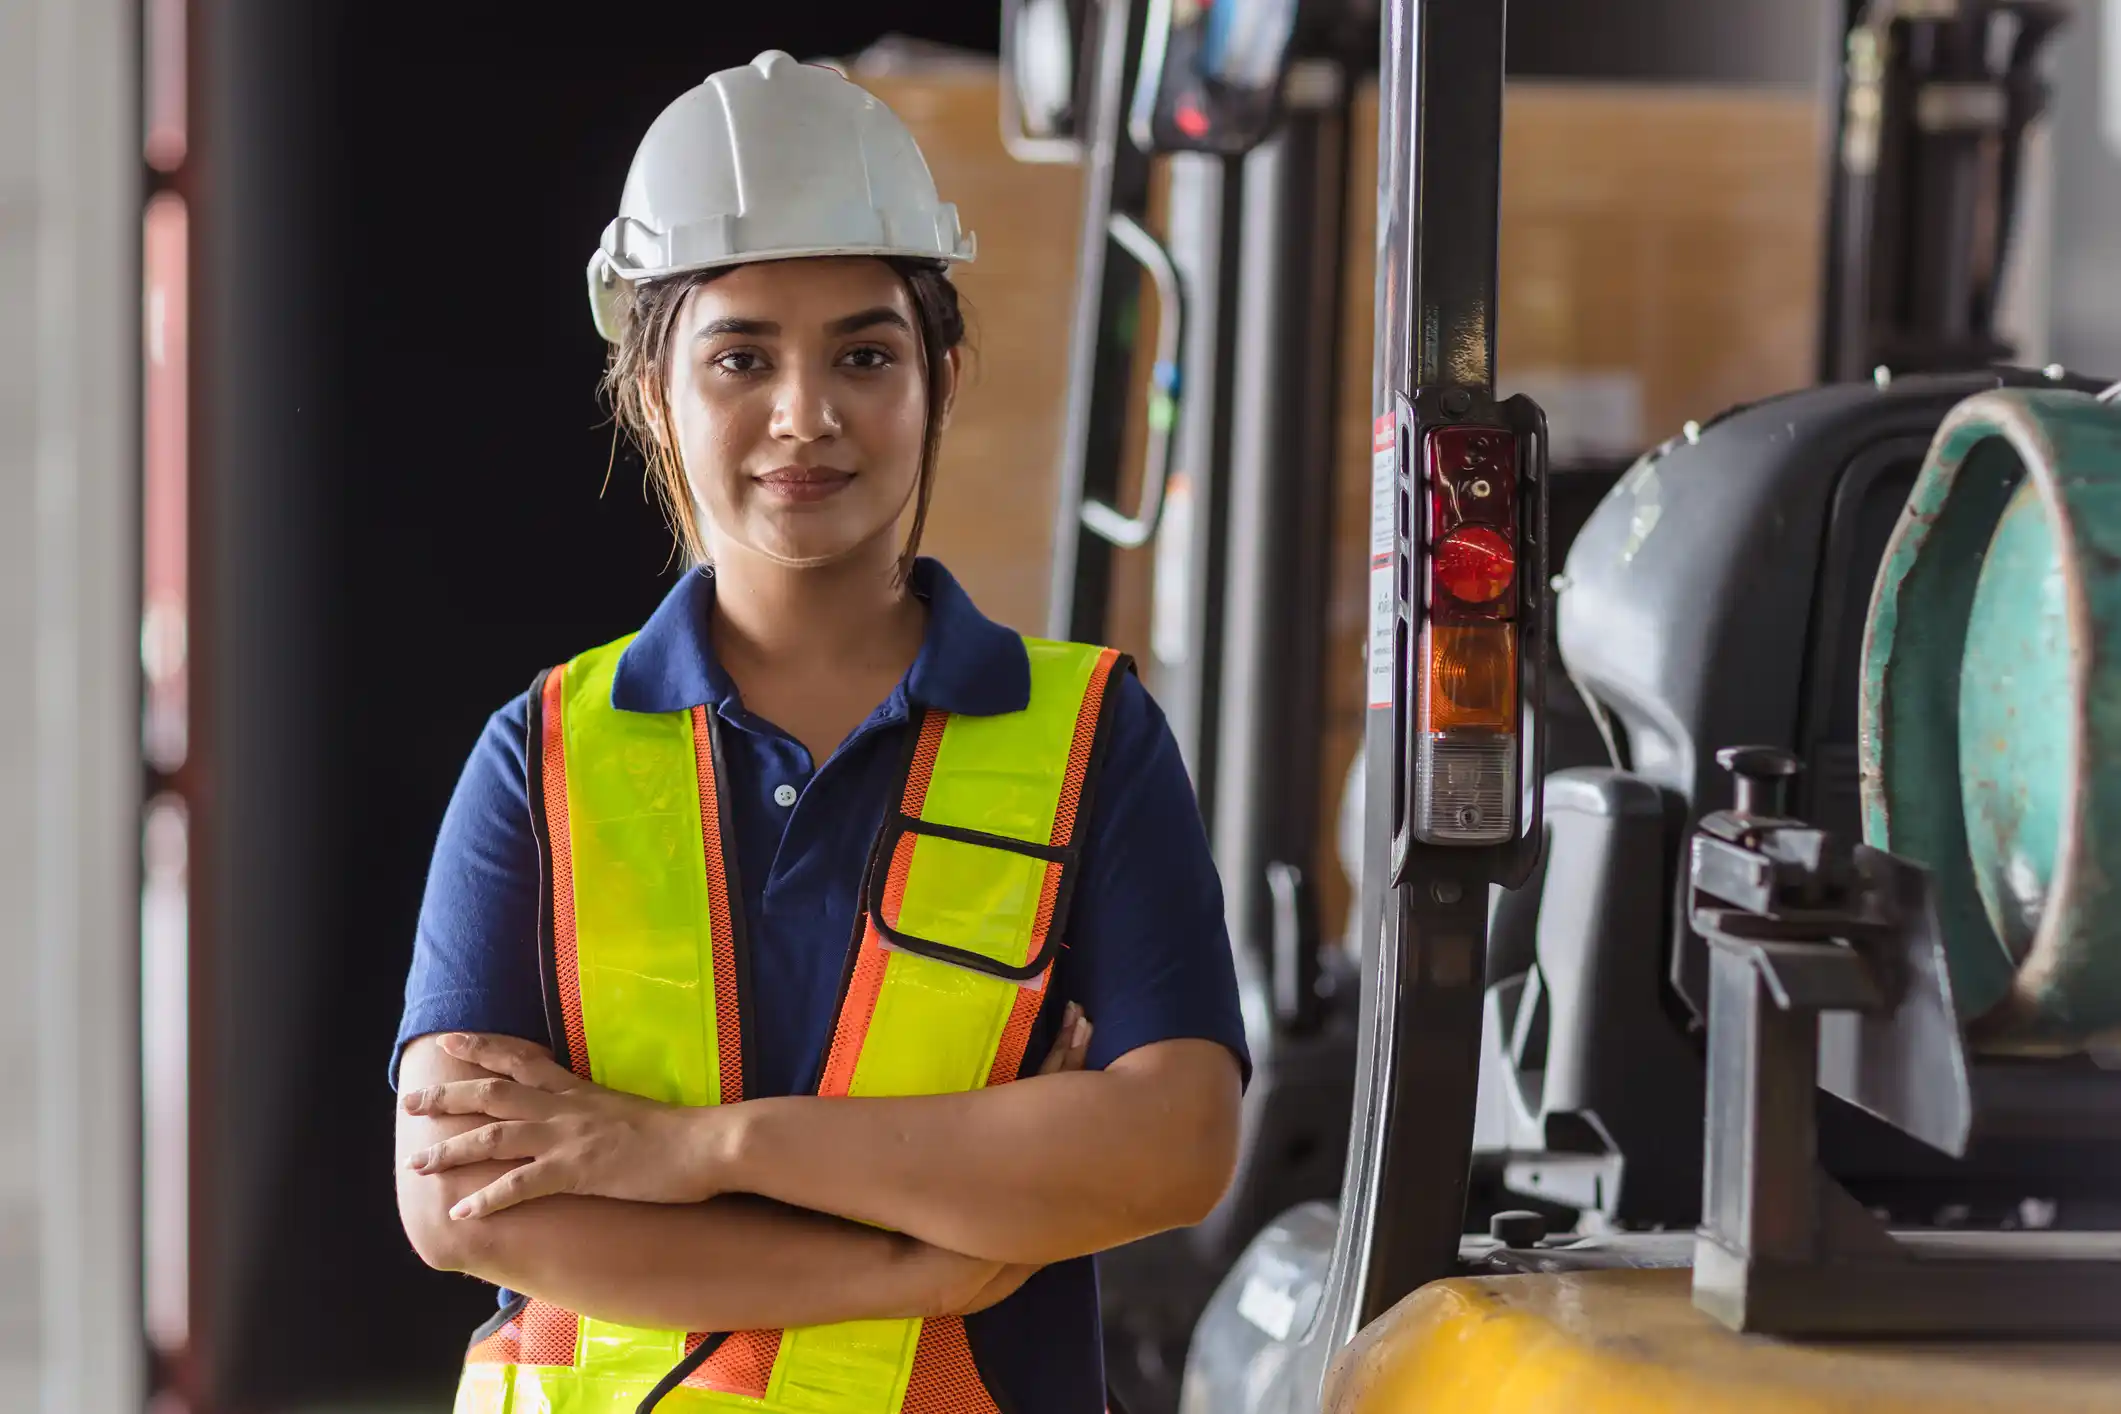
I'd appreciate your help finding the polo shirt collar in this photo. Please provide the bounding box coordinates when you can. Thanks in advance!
[608,558,1031,719]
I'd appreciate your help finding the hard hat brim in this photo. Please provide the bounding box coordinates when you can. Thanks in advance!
[588,237,976,346]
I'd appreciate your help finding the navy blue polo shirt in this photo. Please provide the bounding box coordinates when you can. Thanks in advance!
[393,557,1248,1414]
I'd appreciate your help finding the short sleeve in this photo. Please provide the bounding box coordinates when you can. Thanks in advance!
[1061,672,1252,1086]
[389,695,554,1089]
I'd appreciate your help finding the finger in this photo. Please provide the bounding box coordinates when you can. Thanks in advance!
[449,1161,566,1221]
[437,1033,578,1093]
[1037,1003,1085,1076]
[1063,1015,1093,1072]
[402,1076,555,1121]
[407,1121,550,1174]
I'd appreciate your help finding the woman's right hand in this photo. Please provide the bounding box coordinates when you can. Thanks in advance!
[916,1002,1093,1316]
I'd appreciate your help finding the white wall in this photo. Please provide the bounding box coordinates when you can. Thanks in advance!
[0,0,143,1409]
[0,0,43,1393]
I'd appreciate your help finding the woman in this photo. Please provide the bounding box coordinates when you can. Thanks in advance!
[391,50,1248,1414]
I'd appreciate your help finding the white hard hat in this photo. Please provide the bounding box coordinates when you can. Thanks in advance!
[587,50,977,343]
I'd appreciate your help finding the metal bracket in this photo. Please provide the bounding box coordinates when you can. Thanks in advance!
[1688,748,2121,1336]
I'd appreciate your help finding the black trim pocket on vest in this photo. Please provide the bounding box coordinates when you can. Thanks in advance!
[637,1332,732,1413]
[862,813,1083,983]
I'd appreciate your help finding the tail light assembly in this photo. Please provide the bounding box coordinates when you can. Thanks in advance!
[1377,389,1548,883]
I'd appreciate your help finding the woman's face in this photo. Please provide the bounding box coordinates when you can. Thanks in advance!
[662,257,955,573]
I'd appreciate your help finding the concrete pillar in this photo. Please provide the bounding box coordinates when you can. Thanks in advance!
[0,0,142,1408]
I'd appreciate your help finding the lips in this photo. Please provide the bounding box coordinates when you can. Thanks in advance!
[754,464,855,504]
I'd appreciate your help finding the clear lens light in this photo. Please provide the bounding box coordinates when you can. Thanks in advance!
[1415,733,1517,844]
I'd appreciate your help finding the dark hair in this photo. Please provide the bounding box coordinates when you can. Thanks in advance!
[601,256,968,584]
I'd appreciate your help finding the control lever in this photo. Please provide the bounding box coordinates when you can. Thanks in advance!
[1265,862,1319,1033]
[1717,744,1801,818]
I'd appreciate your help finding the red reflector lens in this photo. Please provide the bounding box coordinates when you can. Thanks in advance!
[1434,526,1515,604]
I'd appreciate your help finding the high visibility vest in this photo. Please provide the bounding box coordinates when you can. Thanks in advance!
[453,632,1127,1414]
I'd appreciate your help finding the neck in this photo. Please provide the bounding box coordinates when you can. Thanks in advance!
[706,539,924,678]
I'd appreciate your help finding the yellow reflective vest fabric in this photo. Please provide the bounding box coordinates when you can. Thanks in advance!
[453,633,1125,1414]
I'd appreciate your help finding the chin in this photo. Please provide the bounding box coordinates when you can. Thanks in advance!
[749,528,893,573]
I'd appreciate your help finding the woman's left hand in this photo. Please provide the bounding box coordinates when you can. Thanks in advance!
[401,1033,732,1220]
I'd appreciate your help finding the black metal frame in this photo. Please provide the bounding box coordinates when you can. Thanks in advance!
[1817,0,2071,382]
[1046,0,1160,643]
[1209,57,1353,1038]
[1323,0,1540,1346]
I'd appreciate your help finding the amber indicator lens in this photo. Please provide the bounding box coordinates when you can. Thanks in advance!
[1433,526,1515,605]
[1423,623,1518,733]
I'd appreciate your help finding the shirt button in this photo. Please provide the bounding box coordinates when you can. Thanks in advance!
[773,784,798,808]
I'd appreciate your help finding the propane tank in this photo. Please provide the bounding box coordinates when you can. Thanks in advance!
[1861,386,2121,1054]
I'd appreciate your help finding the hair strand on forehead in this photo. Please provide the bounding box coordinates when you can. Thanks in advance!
[599,257,970,586]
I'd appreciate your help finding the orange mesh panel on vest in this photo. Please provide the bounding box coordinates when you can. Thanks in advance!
[464,1314,521,1366]
[818,932,891,1099]
[517,1299,581,1367]
[1054,650,1120,848]
[680,1328,782,1398]
[900,1316,1003,1414]
[690,706,745,1105]
[901,710,947,813]
[989,982,1047,1087]
[541,668,591,1080]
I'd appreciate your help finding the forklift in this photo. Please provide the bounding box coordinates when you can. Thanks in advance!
[1009,0,2121,1410]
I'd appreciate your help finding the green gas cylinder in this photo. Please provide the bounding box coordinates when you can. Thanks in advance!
[1862,387,2121,1054]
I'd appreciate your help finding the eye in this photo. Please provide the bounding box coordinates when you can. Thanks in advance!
[710,349,768,376]
[840,345,895,371]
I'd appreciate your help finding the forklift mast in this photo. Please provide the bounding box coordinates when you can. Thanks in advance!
[1334,0,1545,1333]
[1818,0,2071,381]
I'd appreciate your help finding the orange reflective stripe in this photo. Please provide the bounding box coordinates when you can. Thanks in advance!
[900,1316,1002,1414]
[467,1298,581,1368]
[986,646,1120,1086]
[540,667,592,1080]
[684,705,773,1394]
[465,1312,519,1366]
[518,1300,582,1366]
[818,710,947,1098]
[484,640,1123,1413]
[691,706,745,1106]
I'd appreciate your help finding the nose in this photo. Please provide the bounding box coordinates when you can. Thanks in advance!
[769,364,843,444]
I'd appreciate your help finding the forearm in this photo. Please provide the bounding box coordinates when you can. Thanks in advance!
[407,1161,937,1332]
[395,1034,954,1331]
[723,1041,1240,1265]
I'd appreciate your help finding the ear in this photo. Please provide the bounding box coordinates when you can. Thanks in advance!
[641,377,686,458]
[935,346,963,432]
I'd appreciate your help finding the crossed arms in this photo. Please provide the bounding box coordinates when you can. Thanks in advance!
[393,1013,1241,1334]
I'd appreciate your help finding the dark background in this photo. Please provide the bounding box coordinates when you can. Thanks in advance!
[188,1,1830,1406]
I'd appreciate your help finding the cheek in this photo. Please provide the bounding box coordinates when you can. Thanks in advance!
[853,375,931,473]
[671,383,763,496]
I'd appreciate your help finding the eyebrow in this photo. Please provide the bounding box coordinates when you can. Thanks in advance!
[825,306,911,337]
[693,307,912,342]
[697,316,777,339]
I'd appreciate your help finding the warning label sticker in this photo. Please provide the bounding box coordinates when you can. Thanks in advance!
[1367,555,1394,711]
[1371,412,1397,557]
[1368,408,1398,710]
